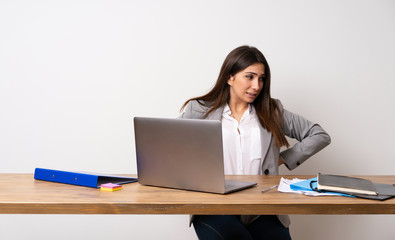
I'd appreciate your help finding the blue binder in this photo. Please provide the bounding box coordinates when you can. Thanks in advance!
[34,168,138,188]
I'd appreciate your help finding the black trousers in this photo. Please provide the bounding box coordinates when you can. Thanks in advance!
[192,215,292,240]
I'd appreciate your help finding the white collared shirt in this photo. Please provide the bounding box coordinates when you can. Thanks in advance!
[222,104,263,175]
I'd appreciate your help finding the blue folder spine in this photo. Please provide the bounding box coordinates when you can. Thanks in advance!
[34,168,99,188]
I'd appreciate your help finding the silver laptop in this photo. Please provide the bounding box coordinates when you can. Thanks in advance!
[133,117,257,194]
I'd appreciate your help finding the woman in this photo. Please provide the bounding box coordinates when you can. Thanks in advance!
[179,45,331,240]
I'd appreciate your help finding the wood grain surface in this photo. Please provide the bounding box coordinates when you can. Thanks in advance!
[1,174,394,214]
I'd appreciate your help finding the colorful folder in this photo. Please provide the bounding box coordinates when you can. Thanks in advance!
[34,168,137,188]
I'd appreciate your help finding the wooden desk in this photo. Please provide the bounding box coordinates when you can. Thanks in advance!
[1,174,394,214]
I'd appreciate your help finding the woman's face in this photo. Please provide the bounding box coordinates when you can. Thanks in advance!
[227,63,265,105]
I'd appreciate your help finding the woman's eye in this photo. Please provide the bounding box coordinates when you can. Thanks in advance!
[246,75,253,80]
[259,77,264,81]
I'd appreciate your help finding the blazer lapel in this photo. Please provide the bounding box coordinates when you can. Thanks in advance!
[205,106,224,120]
[260,126,272,161]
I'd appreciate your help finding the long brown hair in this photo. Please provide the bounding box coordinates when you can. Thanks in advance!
[181,45,289,148]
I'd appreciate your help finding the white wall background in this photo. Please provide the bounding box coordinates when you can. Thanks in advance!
[1,0,394,239]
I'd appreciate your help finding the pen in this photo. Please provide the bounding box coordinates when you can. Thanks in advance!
[261,185,278,193]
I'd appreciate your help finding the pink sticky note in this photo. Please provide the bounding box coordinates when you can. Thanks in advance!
[101,183,121,188]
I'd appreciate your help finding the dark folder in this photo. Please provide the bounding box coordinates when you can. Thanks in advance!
[317,173,395,201]
[34,168,137,188]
